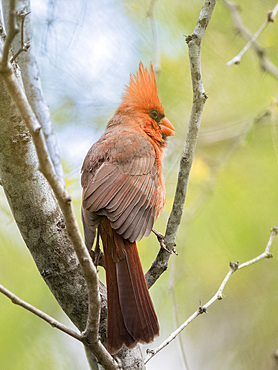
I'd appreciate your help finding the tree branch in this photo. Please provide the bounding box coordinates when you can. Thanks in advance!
[0,0,18,72]
[145,0,216,289]
[144,225,278,364]
[225,0,278,78]
[0,283,83,342]
[2,0,65,184]
[10,10,30,63]
[0,2,148,368]
[1,60,118,370]
[0,4,117,369]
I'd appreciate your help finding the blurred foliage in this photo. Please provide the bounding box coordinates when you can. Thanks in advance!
[1,0,278,369]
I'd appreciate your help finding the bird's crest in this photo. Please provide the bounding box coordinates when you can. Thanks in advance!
[120,62,164,114]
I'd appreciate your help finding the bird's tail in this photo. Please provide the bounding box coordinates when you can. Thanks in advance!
[100,219,159,354]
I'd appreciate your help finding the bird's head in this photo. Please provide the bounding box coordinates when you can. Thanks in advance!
[115,62,175,146]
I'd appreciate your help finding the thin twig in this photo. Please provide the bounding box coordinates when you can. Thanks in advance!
[0,0,18,72]
[198,120,252,145]
[226,1,278,72]
[0,283,82,342]
[144,225,278,364]
[224,0,278,78]
[152,228,177,254]
[10,39,30,63]
[6,0,65,185]
[227,22,267,66]
[145,0,216,289]
[10,11,31,64]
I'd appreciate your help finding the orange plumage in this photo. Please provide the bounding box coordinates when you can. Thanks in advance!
[81,62,174,354]
[119,62,164,114]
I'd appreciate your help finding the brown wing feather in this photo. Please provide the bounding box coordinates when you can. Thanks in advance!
[119,176,156,241]
[111,176,150,231]
[81,208,99,249]
[83,165,118,200]
[82,133,158,242]
[105,177,138,212]
[106,176,146,220]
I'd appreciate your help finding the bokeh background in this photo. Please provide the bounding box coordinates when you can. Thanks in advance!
[1,0,278,369]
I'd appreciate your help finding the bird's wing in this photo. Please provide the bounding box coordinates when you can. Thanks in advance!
[82,131,158,244]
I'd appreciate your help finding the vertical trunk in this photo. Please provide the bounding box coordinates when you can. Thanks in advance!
[0,34,144,369]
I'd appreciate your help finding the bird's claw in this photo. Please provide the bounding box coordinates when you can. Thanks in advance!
[152,228,178,255]
[89,230,105,268]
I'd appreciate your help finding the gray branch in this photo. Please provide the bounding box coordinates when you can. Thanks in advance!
[145,225,278,364]
[224,0,278,79]
[0,5,144,369]
[2,0,65,184]
[0,21,119,370]
[0,283,83,341]
[145,0,216,289]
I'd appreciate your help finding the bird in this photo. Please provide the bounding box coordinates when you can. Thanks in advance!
[81,62,175,354]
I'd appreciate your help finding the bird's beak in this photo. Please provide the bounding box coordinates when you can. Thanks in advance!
[160,117,175,136]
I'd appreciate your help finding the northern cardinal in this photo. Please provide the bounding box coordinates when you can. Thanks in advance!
[81,62,174,354]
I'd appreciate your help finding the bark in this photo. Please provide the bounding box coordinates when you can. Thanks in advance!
[0,64,89,332]
[0,24,144,370]
[2,0,65,183]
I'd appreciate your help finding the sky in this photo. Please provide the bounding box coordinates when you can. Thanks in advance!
[32,0,141,115]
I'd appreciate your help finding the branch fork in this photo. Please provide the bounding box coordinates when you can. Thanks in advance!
[144,225,278,364]
[10,10,31,63]
[3,0,277,369]
[225,0,278,78]
[152,228,177,254]
[0,2,117,369]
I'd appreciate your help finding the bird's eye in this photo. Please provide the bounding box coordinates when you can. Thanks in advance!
[150,110,159,120]
[149,110,165,125]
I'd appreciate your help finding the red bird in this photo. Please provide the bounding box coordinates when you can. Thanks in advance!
[81,62,174,354]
